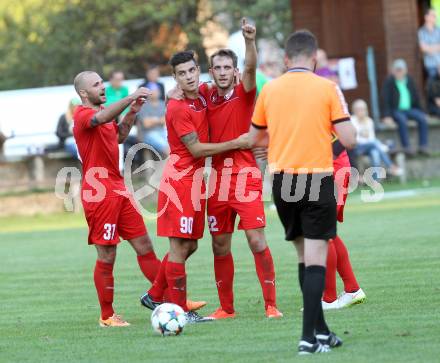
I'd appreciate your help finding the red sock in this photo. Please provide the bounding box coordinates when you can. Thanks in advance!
[148,253,169,301]
[333,235,360,293]
[323,240,337,302]
[165,261,188,311]
[94,260,114,320]
[137,251,161,284]
[253,247,276,309]
[214,253,235,313]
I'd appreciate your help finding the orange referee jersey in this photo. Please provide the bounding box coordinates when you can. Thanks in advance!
[252,68,350,173]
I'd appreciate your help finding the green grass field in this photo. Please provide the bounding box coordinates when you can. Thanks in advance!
[1,185,440,362]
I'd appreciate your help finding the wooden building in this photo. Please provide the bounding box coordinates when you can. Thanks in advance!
[291,0,428,114]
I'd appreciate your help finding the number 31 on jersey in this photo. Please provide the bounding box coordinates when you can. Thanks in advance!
[103,223,116,240]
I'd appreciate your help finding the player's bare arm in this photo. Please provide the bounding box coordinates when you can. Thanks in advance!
[241,18,257,92]
[167,83,214,103]
[181,131,249,158]
[117,111,136,144]
[117,93,151,143]
[248,124,269,148]
[166,85,184,105]
[250,131,269,160]
[93,87,151,128]
[333,121,357,149]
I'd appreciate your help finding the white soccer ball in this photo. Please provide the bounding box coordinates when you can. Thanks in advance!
[151,303,187,336]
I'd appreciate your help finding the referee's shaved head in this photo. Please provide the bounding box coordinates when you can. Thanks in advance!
[74,71,98,95]
[285,30,318,60]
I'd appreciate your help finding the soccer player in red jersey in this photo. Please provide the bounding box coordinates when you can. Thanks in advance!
[197,19,282,319]
[322,139,366,310]
[141,51,249,323]
[72,71,165,327]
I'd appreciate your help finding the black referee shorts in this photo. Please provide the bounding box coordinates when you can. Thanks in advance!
[272,172,337,241]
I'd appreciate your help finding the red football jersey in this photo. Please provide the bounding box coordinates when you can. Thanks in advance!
[73,105,125,200]
[199,82,257,173]
[164,97,208,178]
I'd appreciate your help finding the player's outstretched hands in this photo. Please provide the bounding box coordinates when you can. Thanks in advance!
[241,18,256,41]
[132,87,151,102]
[129,87,151,112]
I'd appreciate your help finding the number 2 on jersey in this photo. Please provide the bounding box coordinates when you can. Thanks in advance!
[208,216,219,232]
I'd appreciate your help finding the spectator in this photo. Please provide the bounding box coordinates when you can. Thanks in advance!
[56,99,79,157]
[256,61,284,96]
[382,59,429,156]
[139,65,165,100]
[351,99,402,178]
[314,49,359,167]
[315,49,339,83]
[105,70,129,114]
[426,65,440,116]
[137,84,169,156]
[256,68,268,96]
[104,70,138,161]
[418,8,440,79]
[0,120,6,161]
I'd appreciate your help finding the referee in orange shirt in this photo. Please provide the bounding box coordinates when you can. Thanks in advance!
[249,30,356,355]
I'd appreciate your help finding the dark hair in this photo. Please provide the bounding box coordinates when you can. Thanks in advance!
[169,51,198,71]
[285,30,318,59]
[424,7,435,16]
[109,70,124,79]
[147,64,159,71]
[210,49,238,68]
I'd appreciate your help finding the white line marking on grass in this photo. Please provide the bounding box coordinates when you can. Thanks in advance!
[382,190,418,199]
[383,187,440,200]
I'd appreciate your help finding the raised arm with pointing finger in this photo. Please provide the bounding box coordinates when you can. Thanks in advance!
[241,18,258,92]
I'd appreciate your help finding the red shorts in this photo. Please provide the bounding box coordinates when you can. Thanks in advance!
[83,194,147,245]
[157,177,206,240]
[333,151,351,223]
[207,172,266,235]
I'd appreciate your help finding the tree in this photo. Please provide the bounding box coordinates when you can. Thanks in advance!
[211,0,292,47]
[0,0,292,90]
[0,0,206,90]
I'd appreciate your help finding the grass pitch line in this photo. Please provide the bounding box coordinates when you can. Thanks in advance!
[381,186,440,199]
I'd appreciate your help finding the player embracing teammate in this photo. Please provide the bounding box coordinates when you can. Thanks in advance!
[72,21,365,356]
[163,19,282,319]
[200,19,282,319]
[140,51,249,323]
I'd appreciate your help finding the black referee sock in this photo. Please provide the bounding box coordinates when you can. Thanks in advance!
[301,265,327,344]
[298,263,305,292]
[315,303,330,336]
